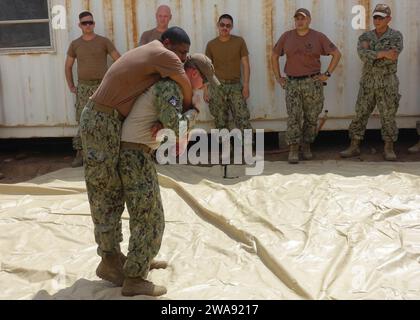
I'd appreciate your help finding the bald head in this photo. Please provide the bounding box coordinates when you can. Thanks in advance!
[156,5,172,31]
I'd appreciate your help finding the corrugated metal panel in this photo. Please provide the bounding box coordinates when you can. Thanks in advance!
[1,0,419,138]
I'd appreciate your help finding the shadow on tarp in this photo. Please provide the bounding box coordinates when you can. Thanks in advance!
[32,279,162,300]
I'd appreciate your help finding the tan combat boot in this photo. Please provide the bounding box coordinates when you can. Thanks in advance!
[340,139,361,158]
[122,278,167,297]
[384,141,397,161]
[288,144,300,164]
[301,143,313,160]
[96,253,125,286]
[408,141,420,154]
[71,150,84,168]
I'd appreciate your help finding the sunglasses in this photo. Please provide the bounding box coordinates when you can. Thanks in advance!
[373,16,386,20]
[219,22,232,29]
[81,21,95,26]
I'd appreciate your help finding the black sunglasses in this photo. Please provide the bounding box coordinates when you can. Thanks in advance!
[373,16,386,20]
[81,21,95,26]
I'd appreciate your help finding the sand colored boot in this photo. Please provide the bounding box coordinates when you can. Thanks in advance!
[408,141,420,154]
[288,144,300,164]
[340,139,361,158]
[96,253,125,286]
[301,143,313,160]
[122,277,167,297]
[71,150,84,168]
[384,141,397,162]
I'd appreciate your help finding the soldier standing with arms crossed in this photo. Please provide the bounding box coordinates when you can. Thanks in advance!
[340,4,403,161]
[79,27,193,291]
[65,11,121,167]
[272,8,341,164]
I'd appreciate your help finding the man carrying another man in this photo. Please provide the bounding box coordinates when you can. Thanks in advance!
[118,54,220,297]
[79,27,193,294]
[65,11,121,167]
[272,8,341,164]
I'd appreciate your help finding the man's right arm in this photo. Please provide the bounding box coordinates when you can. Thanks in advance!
[65,55,76,94]
[272,34,287,88]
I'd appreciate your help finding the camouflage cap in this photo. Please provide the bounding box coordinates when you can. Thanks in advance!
[186,54,221,86]
[373,4,391,17]
[294,8,311,18]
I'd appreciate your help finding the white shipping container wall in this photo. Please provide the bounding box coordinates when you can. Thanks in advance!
[0,0,419,138]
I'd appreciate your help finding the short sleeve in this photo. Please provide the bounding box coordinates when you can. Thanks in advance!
[205,42,213,61]
[240,38,249,58]
[273,33,287,56]
[153,50,185,78]
[67,41,76,58]
[319,33,337,56]
[105,37,117,54]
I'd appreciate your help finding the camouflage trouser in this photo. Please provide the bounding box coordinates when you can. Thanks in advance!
[349,76,401,142]
[285,78,324,145]
[73,80,101,151]
[209,82,252,131]
[80,100,125,257]
[118,149,165,278]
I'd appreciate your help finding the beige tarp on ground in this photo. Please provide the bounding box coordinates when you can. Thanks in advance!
[1,161,420,300]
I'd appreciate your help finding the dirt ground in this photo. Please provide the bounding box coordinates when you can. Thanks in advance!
[1,130,419,184]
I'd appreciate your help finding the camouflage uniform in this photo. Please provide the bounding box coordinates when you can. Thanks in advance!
[209,82,252,131]
[79,100,125,257]
[348,28,403,142]
[285,77,325,145]
[73,80,101,151]
[120,80,197,278]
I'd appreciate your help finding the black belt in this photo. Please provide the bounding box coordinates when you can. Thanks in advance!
[287,73,320,80]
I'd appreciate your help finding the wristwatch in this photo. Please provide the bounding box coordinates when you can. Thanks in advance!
[324,71,332,77]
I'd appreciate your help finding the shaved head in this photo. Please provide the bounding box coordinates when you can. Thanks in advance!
[155,5,172,31]
[156,5,171,15]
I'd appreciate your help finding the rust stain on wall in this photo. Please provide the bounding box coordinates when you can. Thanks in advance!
[131,0,139,46]
[83,0,90,11]
[65,0,72,32]
[192,0,199,48]
[264,0,275,93]
[359,0,371,28]
[283,0,296,30]
[103,0,115,42]
[123,0,139,49]
[214,4,220,25]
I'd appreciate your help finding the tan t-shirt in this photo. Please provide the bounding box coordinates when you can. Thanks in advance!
[205,35,249,82]
[121,86,161,149]
[139,28,163,46]
[91,40,185,115]
[273,29,337,77]
[67,35,116,81]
